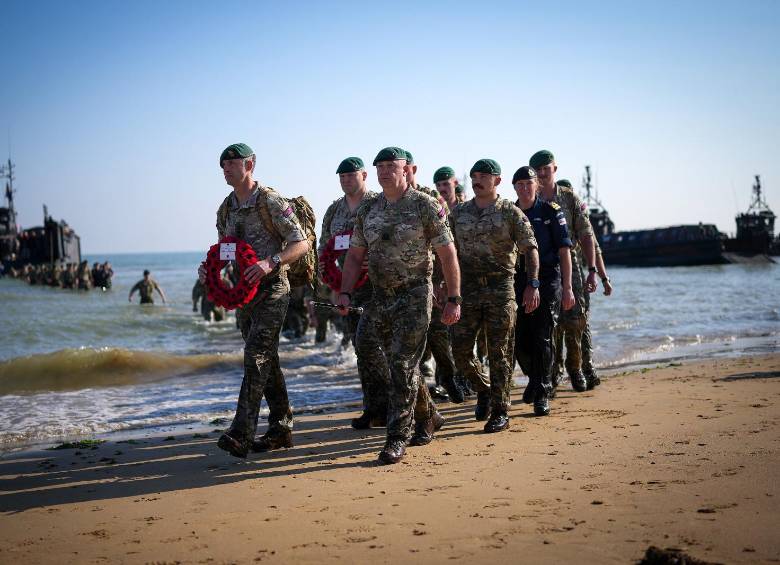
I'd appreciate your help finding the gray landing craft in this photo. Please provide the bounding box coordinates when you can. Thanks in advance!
[581,166,777,267]
[0,158,82,269]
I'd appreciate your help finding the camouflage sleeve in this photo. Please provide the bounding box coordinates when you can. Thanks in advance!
[510,206,538,253]
[318,201,337,256]
[568,191,593,242]
[350,206,367,249]
[216,200,228,240]
[421,196,453,248]
[267,193,305,244]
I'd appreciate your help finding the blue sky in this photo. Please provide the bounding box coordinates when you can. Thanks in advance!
[1,0,778,253]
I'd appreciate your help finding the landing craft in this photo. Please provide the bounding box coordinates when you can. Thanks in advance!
[0,158,82,270]
[580,166,775,267]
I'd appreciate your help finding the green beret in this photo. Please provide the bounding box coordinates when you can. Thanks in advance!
[373,146,408,165]
[512,166,537,184]
[529,149,554,170]
[557,179,573,189]
[454,185,465,194]
[433,166,455,183]
[404,150,414,164]
[470,158,501,176]
[336,157,364,174]
[220,143,254,166]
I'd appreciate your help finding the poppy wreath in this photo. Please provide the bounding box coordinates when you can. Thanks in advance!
[204,236,259,310]
[319,231,368,293]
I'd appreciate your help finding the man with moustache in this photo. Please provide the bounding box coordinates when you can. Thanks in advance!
[512,166,575,416]
[450,159,539,433]
[530,150,598,394]
[338,147,461,465]
[198,143,309,458]
[319,157,388,428]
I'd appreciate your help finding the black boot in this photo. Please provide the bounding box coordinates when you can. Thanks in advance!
[442,376,465,404]
[533,393,550,417]
[378,437,407,465]
[522,383,535,404]
[217,430,250,459]
[570,372,587,393]
[409,411,444,446]
[585,370,601,390]
[251,429,293,452]
[351,411,375,430]
[428,384,450,402]
[475,391,491,421]
[484,412,509,433]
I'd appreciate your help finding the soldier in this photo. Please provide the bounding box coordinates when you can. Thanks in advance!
[101,261,114,290]
[128,269,166,304]
[404,150,439,199]
[338,146,461,465]
[512,166,575,416]
[192,278,225,322]
[77,260,92,290]
[530,150,598,393]
[450,159,539,433]
[197,142,309,459]
[319,157,388,428]
[455,184,466,203]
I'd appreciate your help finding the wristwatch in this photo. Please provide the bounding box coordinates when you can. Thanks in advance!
[588,266,597,274]
[271,254,282,269]
[527,279,540,289]
[447,296,463,305]
[601,276,611,284]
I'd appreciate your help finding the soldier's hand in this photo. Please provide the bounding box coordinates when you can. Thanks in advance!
[198,263,207,285]
[602,278,613,296]
[336,292,351,316]
[586,271,598,293]
[522,286,540,314]
[562,287,576,311]
[244,259,274,286]
[441,302,461,326]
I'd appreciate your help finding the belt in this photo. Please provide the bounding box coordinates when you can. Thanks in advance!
[465,272,512,286]
[373,278,429,297]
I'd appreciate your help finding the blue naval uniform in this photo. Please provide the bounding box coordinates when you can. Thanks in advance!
[514,196,573,401]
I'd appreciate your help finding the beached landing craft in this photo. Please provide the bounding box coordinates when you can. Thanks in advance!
[0,158,81,269]
[582,166,776,267]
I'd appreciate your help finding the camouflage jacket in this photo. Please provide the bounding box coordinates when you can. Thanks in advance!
[351,188,452,289]
[318,191,378,256]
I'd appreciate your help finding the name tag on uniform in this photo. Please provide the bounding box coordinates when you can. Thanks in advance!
[335,234,351,250]
[220,243,237,260]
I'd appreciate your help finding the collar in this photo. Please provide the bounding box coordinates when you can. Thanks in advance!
[230,182,261,210]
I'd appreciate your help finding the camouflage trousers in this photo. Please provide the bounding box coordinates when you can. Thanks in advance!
[230,279,293,441]
[452,282,517,413]
[359,282,434,441]
[351,283,388,417]
[554,257,590,379]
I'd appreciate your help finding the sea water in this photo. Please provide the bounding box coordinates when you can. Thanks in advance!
[0,252,777,449]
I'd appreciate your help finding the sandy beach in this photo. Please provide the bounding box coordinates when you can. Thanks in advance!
[0,354,778,564]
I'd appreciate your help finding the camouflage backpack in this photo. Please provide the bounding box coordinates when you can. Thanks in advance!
[217,186,318,289]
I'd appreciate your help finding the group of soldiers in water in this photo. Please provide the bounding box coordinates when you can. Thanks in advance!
[200,142,613,466]
[4,260,114,290]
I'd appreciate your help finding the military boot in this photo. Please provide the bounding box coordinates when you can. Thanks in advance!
[442,375,465,404]
[351,411,375,430]
[585,370,601,390]
[217,430,250,459]
[522,383,535,404]
[378,437,407,465]
[484,411,509,433]
[533,392,550,417]
[570,372,587,393]
[428,384,450,402]
[458,376,475,397]
[409,411,444,446]
[251,429,293,452]
[475,391,491,421]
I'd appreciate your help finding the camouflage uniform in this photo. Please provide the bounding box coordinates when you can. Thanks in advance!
[319,192,388,417]
[130,278,161,304]
[217,182,305,442]
[450,198,538,414]
[351,188,452,441]
[540,183,593,383]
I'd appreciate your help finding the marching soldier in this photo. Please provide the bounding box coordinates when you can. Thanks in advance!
[338,147,461,465]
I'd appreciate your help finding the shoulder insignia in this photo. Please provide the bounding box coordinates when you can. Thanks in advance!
[283,206,294,218]
[580,202,587,212]
[437,206,446,218]
[549,202,561,211]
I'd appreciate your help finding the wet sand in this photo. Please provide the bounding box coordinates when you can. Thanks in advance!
[0,354,778,564]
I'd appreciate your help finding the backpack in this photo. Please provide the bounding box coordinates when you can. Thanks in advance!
[217,186,318,289]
